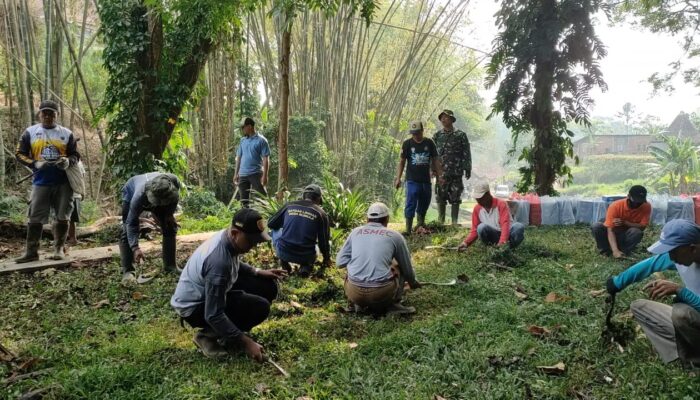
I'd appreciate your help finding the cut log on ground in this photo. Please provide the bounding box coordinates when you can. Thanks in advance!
[0,231,217,275]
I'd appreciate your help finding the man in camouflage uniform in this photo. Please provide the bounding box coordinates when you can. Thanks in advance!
[434,109,471,225]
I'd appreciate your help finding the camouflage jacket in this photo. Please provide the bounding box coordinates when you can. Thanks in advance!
[434,128,471,178]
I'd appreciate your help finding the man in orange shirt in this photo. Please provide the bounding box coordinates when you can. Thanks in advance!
[592,185,651,258]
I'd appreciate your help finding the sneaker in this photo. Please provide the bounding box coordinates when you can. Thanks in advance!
[386,302,416,316]
[120,272,137,286]
[193,332,229,359]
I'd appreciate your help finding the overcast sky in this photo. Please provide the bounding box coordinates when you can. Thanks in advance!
[463,1,700,125]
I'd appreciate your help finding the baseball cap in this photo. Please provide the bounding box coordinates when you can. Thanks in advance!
[472,181,490,199]
[367,202,390,219]
[232,208,271,243]
[145,174,180,207]
[628,185,647,203]
[648,219,700,254]
[39,100,59,114]
[303,184,322,197]
[239,117,255,128]
[438,109,456,122]
[409,121,424,134]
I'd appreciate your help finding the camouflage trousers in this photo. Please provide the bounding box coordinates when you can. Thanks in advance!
[436,175,464,204]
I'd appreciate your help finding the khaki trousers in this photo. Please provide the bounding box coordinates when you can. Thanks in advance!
[631,299,700,365]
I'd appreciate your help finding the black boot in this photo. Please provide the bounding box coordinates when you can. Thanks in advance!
[438,203,446,225]
[162,235,177,273]
[417,214,425,228]
[119,231,134,275]
[405,217,413,236]
[48,221,69,260]
[451,204,460,226]
[15,223,43,263]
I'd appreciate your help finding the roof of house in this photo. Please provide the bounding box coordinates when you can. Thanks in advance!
[666,112,699,138]
[573,134,653,144]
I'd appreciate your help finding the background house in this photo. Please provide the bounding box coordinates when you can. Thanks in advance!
[574,112,699,157]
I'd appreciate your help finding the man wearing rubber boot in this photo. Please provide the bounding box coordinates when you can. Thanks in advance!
[394,121,442,235]
[120,172,181,285]
[171,208,286,360]
[268,184,331,277]
[434,109,471,226]
[15,100,79,263]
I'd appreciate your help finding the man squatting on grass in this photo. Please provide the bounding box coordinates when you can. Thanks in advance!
[119,172,181,285]
[592,185,651,258]
[336,202,422,315]
[171,209,287,360]
[458,181,525,252]
[394,121,443,235]
[606,219,700,367]
[268,184,331,278]
[15,100,79,263]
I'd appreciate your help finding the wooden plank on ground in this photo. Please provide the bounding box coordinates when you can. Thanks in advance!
[0,231,218,275]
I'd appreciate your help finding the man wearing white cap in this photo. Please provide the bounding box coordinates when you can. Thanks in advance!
[606,219,700,367]
[336,202,421,315]
[457,181,525,251]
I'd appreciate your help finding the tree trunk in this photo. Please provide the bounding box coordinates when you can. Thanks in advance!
[530,0,557,196]
[277,21,291,195]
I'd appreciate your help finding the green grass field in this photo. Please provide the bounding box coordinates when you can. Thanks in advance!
[1,224,699,399]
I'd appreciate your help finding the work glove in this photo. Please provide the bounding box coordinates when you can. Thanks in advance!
[33,160,47,170]
[56,157,70,170]
[606,277,619,296]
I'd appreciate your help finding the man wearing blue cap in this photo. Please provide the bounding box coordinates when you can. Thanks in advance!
[606,219,700,367]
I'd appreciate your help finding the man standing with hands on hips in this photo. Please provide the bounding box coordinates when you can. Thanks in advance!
[434,110,471,226]
[234,117,270,207]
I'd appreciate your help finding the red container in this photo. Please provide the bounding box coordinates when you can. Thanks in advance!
[693,196,700,225]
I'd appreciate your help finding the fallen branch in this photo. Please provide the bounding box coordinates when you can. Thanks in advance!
[3,368,54,386]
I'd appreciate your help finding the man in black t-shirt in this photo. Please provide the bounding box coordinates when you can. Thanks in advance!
[394,121,443,235]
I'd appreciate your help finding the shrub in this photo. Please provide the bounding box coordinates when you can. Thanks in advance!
[0,195,26,222]
[322,176,369,230]
[181,187,228,217]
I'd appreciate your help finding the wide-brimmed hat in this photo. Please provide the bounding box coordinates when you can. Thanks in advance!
[438,109,456,122]
[145,174,180,207]
[232,208,271,243]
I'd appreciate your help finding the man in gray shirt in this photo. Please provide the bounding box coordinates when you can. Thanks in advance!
[336,202,421,315]
[171,208,286,360]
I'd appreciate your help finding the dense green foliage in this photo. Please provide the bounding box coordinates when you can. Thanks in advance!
[647,135,700,194]
[570,155,654,185]
[262,115,332,191]
[6,225,700,399]
[487,0,607,195]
